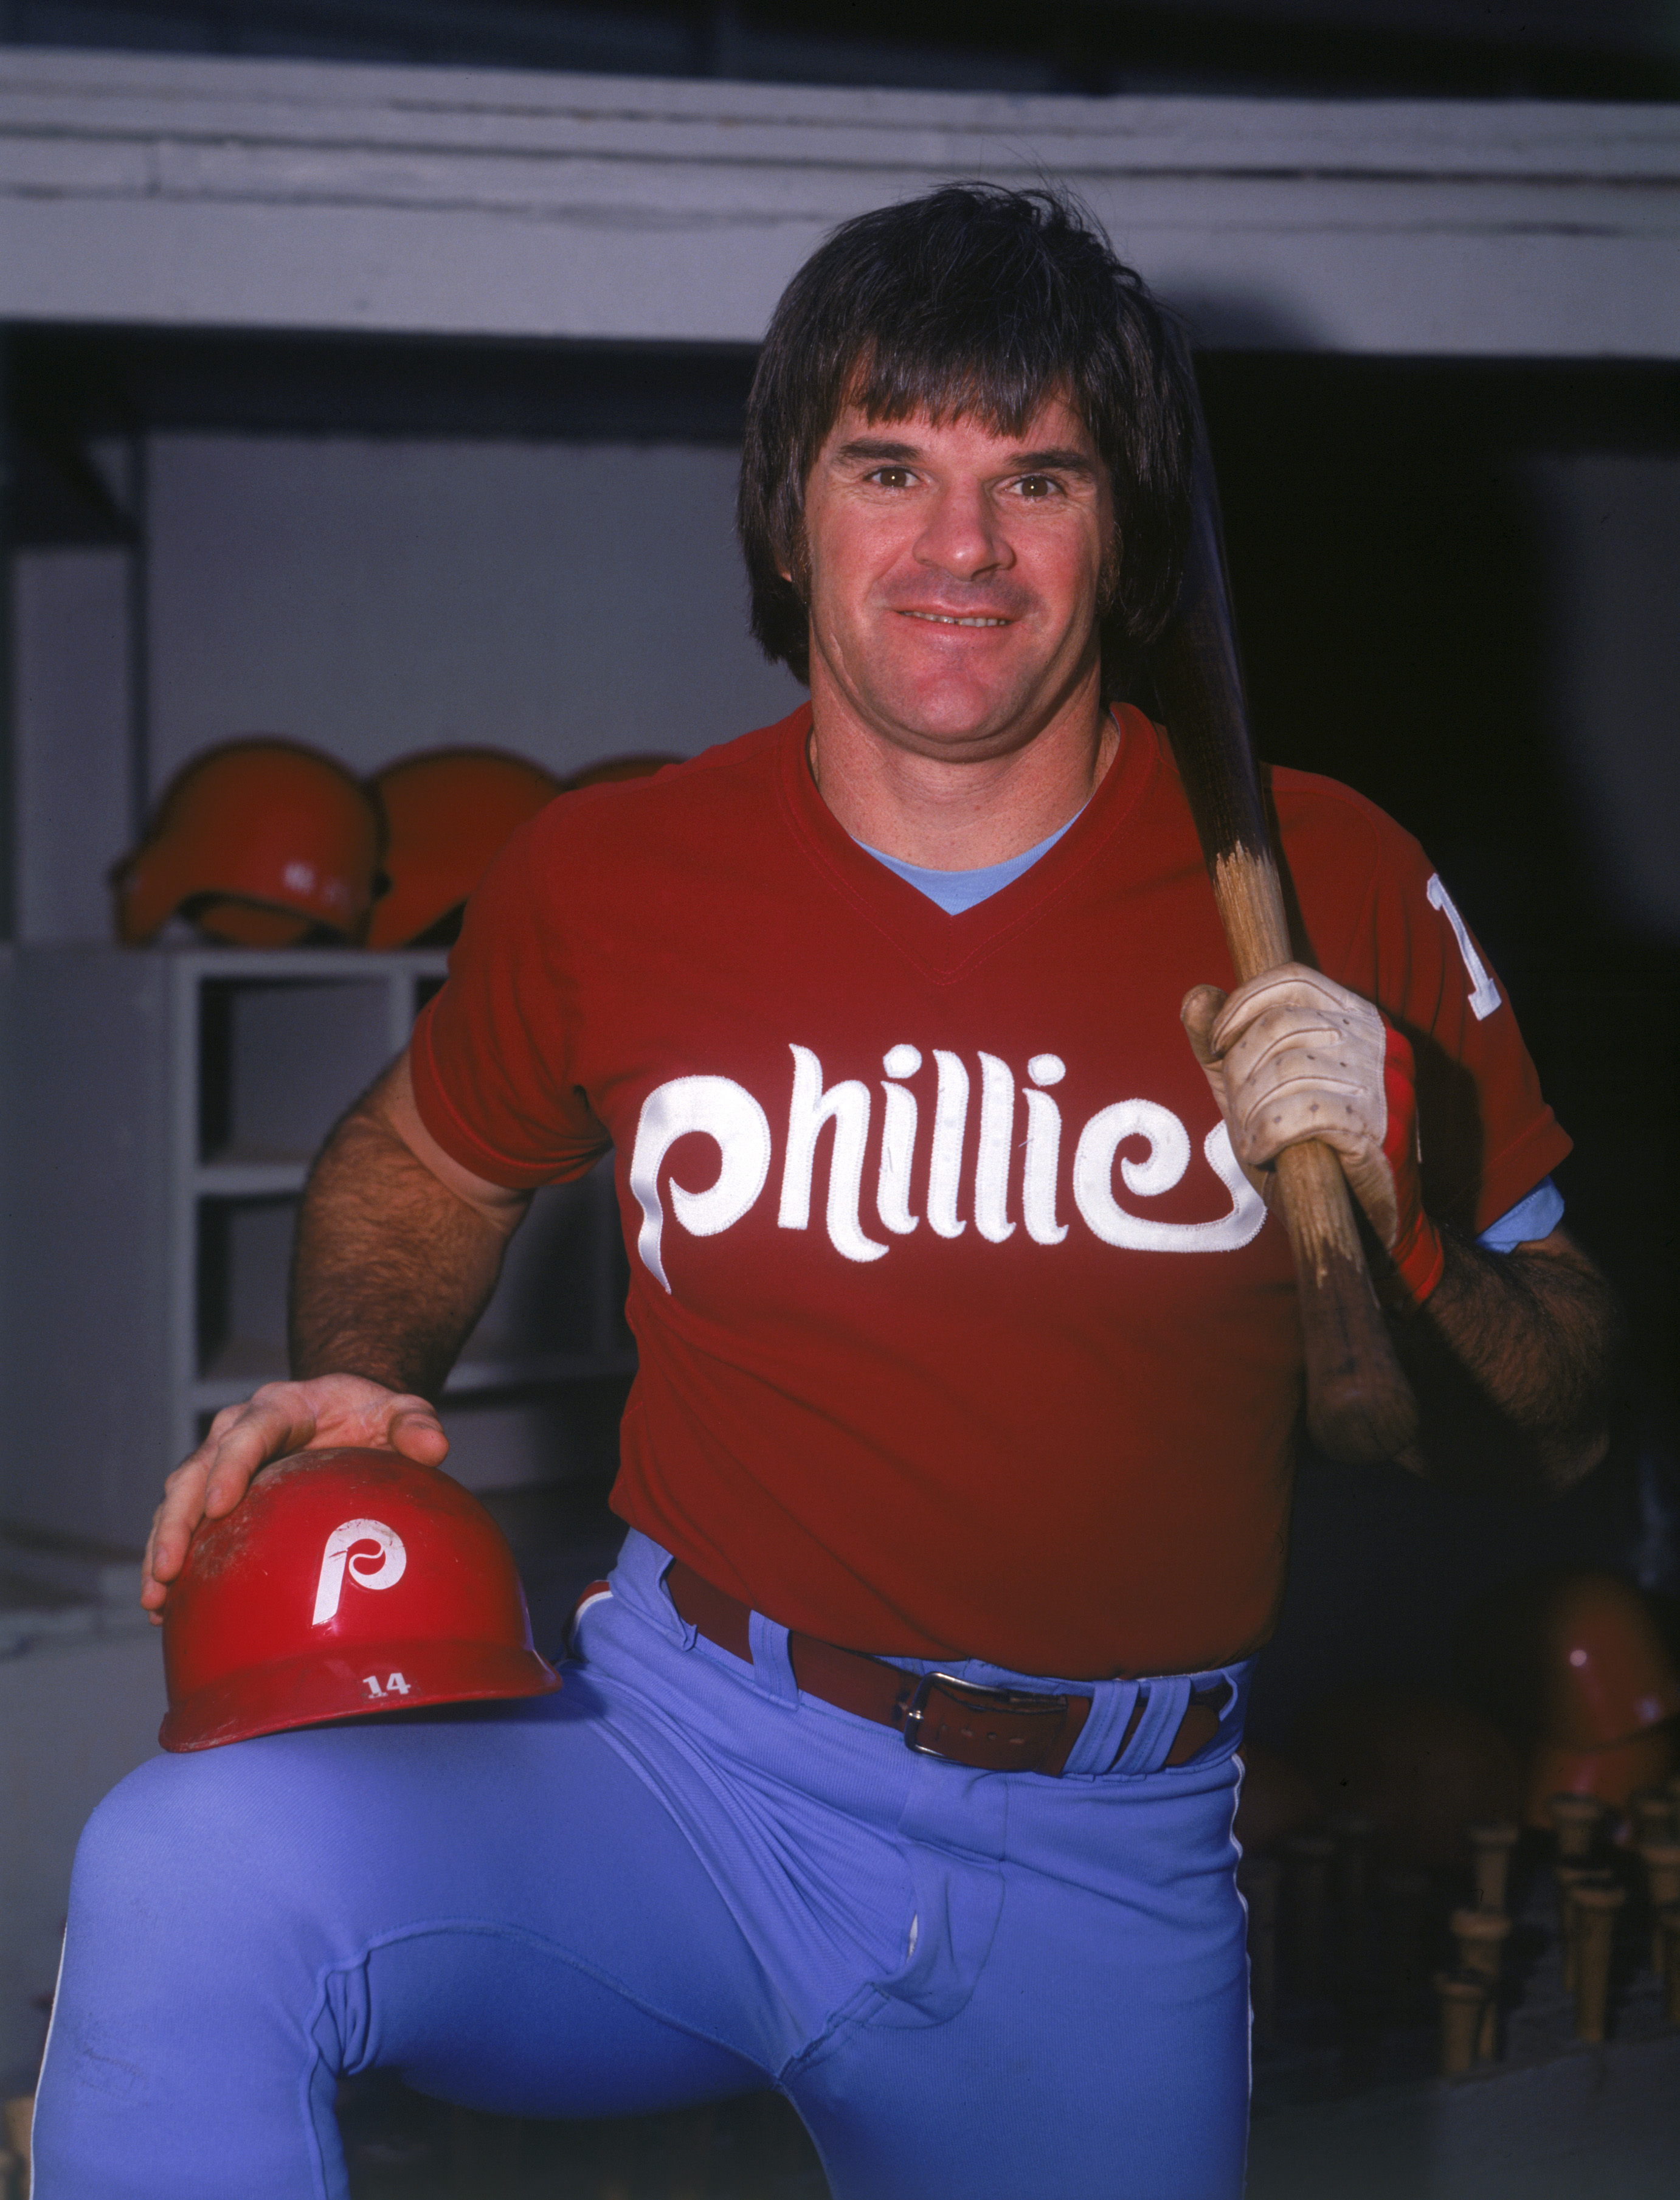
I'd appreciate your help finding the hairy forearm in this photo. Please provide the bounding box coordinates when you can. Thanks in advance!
[288,1087,516,1399]
[1391,1230,1618,1500]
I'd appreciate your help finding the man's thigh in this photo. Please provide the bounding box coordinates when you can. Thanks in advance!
[32,1682,773,2200]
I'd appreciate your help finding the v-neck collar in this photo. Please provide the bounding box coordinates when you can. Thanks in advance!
[775,700,1163,986]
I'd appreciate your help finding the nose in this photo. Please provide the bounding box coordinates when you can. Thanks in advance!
[913,479,1013,583]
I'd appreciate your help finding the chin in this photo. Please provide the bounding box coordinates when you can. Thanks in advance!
[882,700,1023,750]
[866,666,1032,740]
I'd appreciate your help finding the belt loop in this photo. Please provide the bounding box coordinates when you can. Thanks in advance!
[1211,1664,1250,1732]
[748,1610,799,1704]
[654,1549,700,1651]
[1061,1678,1138,1776]
[1114,1675,1192,1774]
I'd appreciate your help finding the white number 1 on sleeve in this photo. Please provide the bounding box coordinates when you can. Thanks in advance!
[1426,874,1501,1022]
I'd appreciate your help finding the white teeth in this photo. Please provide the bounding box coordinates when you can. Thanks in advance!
[904,612,1007,627]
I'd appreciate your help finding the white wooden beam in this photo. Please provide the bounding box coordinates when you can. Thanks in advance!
[2,49,1676,355]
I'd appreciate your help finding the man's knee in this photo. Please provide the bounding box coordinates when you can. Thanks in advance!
[67,1736,359,1960]
[72,1752,235,1917]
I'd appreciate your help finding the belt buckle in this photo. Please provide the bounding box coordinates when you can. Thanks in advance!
[900,1670,1068,1763]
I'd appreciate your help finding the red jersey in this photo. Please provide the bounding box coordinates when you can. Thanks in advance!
[410,704,1570,1679]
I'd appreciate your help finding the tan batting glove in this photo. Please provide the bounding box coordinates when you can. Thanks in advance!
[1181,964,1444,1305]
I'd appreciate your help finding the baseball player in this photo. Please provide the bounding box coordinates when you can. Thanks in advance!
[34,186,1613,2200]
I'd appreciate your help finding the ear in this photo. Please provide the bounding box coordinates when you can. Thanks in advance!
[783,536,812,604]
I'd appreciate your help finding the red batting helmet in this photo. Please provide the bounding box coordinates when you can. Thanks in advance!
[160,1448,559,1751]
[365,748,564,947]
[1521,1728,1677,1830]
[114,738,383,947]
[1454,1568,1680,1752]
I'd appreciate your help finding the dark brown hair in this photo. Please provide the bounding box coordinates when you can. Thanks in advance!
[737,182,1195,690]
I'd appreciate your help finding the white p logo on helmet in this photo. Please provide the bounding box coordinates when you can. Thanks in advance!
[312,1518,407,1626]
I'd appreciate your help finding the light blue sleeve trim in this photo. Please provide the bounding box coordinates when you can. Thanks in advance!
[1475,1177,1564,1254]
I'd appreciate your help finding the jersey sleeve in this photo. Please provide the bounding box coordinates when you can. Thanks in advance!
[408,812,611,1191]
[1290,791,1574,1239]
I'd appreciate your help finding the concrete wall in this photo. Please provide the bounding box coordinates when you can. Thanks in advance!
[12,549,134,945]
[0,1625,164,2094]
[143,433,803,789]
[1526,454,1680,944]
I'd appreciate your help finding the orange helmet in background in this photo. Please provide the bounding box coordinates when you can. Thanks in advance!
[566,753,681,791]
[161,1447,559,1751]
[1454,1567,1680,1830]
[366,747,564,947]
[114,738,382,946]
[1454,1568,1680,1751]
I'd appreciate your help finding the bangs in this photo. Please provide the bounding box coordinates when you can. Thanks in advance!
[832,212,1118,442]
[845,345,1071,443]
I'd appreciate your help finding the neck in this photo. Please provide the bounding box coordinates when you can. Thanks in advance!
[807,690,1119,871]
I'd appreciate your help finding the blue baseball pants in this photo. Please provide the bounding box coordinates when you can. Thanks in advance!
[33,1531,1254,2199]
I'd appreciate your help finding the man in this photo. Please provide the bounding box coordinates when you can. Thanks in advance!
[36,186,1612,2199]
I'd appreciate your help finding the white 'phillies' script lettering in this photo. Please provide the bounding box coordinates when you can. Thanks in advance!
[629,1043,1267,1293]
[312,1518,408,1625]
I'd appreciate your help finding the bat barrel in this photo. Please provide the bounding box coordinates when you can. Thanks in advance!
[1152,425,1420,1467]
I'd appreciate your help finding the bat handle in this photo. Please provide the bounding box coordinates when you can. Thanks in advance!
[1273,1139,1419,1463]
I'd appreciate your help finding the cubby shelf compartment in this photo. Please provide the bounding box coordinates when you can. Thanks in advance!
[1,943,636,1549]
[170,947,448,1476]
[191,1348,640,1419]
[192,1159,311,1197]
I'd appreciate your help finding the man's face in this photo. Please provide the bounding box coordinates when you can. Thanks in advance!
[798,395,1113,764]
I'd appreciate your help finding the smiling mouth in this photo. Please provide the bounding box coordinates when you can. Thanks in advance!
[900,611,1010,628]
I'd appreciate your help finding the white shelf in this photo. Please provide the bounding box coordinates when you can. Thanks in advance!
[443,1352,638,1396]
[0,943,634,1544]
[193,1158,310,1197]
[3,50,1678,356]
[176,948,635,1461]
[193,1348,637,1411]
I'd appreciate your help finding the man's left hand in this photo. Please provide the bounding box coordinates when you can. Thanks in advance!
[1181,964,1443,1304]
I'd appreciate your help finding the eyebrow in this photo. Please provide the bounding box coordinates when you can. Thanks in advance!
[831,437,924,466]
[831,436,1099,480]
[1012,447,1101,479]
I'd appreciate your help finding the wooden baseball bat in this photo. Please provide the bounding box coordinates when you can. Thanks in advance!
[1150,407,1419,1465]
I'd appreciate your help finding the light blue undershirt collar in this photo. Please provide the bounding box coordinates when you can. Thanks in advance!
[855,812,1079,916]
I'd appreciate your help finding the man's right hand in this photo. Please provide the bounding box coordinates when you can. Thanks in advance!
[140,1375,448,1623]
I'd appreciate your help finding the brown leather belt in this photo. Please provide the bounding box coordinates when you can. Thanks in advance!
[664,1561,1225,1777]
